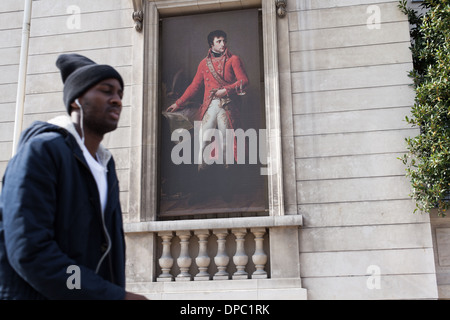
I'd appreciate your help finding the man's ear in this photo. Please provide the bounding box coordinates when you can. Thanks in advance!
[69,99,81,115]
[70,101,79,110]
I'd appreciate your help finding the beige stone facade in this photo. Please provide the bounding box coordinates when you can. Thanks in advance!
[0,0,445,299]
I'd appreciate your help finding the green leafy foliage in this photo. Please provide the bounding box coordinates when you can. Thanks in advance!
[399,0,450,215]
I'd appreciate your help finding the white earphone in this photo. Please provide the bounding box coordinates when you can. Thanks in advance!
[75,99,85,143]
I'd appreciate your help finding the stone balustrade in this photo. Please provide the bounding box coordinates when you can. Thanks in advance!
[156,227,269,282]
[124,215,303,283]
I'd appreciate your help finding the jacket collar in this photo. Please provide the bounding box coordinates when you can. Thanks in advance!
[207,48,232,61]
[47,115,112,167]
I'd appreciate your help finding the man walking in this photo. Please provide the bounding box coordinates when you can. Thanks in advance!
[0,54,146,300]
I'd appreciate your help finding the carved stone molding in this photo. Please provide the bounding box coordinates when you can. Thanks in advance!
[275,0,287,18]
[131,0,144,31]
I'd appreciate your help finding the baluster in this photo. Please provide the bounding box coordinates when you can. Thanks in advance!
[194,230,211,281]
[176,230,192,281]
[213,229,230,280]
[251,228,268,279]
[157,231,174,282]
[232,228,249,280]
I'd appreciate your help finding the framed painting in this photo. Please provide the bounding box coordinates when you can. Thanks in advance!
[158,9,268,217]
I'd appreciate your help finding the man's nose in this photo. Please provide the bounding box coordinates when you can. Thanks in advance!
[111,93,122,107]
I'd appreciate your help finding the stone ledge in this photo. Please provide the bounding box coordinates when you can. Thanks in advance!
[126,278,307,300]
[438,284,450,299]
[124,215,303,233]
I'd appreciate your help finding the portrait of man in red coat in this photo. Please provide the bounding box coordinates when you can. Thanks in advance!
[167,30,248,167]
[159,10,268,217]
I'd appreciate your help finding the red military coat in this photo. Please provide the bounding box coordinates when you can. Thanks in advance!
[175,48,249,123]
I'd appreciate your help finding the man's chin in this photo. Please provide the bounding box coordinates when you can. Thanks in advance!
[100,122,119,135]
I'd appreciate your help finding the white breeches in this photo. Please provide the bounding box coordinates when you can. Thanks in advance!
[198,99,232,165]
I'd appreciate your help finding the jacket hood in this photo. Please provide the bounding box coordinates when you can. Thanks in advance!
[17,119,68,149]
[48,115,112,167]
[18,115,112,167]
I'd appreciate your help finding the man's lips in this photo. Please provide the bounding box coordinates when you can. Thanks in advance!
[108,107,121,120]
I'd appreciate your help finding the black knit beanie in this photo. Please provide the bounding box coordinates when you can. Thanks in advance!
[56,53,124,112]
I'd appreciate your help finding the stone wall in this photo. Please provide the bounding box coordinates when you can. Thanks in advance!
[0,0,134,215]
[0,1,24,186]
[290,0,437,299]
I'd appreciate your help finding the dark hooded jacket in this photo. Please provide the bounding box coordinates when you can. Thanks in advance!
[0,116,126,299]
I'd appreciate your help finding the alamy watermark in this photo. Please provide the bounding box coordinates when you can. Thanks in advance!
[170,121,275,176]
[171,121,279,175]
[367,5,381,30]
[66,5,81,30]
[66,265,81,290]
[366,265,381,290]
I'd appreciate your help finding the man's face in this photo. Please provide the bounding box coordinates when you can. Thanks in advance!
[78,78,123,136]
[211,36,227,53]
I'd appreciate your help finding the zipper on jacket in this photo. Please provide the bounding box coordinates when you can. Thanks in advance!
[73,152,112,275]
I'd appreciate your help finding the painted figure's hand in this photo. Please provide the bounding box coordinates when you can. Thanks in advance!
[167,103,181,112]
[215,88,227,98]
